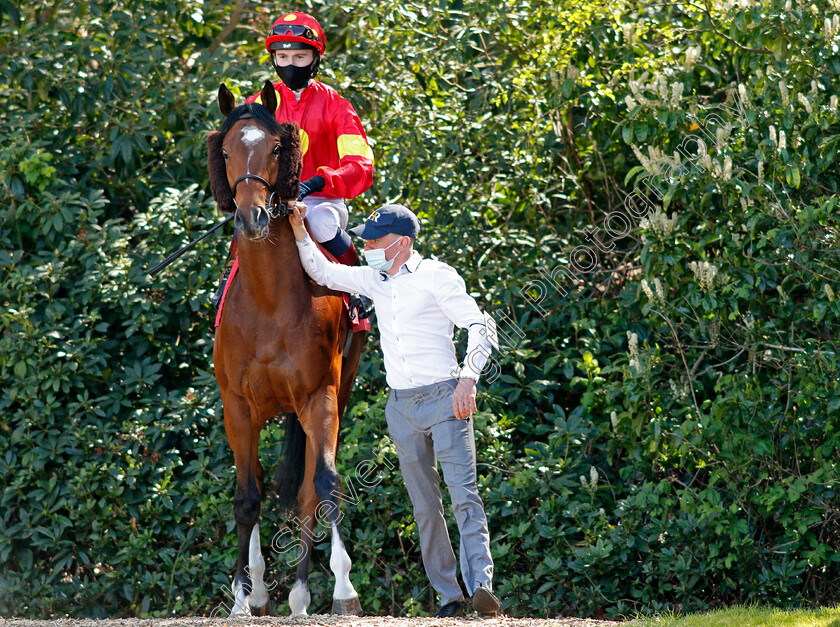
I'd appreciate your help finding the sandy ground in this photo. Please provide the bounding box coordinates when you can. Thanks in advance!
[0,616,627,627]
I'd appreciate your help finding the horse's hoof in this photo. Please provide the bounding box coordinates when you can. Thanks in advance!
[249,600,271,616]
[229,607,250,618]
[332,595,363,616]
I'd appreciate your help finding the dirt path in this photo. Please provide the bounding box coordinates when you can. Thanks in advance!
[0,616,627,627]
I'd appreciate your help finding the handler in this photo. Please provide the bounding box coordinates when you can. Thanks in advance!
[290,203,501,617]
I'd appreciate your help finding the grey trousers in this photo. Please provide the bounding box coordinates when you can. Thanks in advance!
[385,378,494,606]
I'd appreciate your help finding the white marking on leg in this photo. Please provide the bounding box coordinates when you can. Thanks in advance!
[329,521,358,600]
[248,524,269,609]
[230,579,250,616]
[289,579,311,616]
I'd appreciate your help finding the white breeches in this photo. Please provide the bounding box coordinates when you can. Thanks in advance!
[303,196,348,243]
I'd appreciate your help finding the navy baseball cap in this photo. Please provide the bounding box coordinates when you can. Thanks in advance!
[348,204,420,240]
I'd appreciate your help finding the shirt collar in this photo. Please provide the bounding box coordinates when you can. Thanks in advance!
[379,250,423,280]
[403,250,423,273]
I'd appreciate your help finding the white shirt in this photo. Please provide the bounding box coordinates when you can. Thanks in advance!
[296,235,492,390]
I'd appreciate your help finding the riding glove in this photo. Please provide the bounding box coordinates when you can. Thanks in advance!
[298,175,326,201]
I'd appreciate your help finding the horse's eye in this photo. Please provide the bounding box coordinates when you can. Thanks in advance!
[273,144,281,156]
[221,149,229,160]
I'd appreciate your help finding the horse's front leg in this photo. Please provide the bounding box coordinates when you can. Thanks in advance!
[301,392,363,616]
[224,392,270,616]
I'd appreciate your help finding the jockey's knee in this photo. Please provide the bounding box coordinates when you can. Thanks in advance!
[306,202,344,242]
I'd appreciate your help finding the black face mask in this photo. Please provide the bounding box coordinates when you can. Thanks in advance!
[275,62,314,91]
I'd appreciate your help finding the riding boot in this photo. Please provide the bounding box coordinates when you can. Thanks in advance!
[335,244,373,320]
[212,236,238,310]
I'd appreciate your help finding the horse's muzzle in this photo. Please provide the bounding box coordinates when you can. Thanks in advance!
[235,206,270,240]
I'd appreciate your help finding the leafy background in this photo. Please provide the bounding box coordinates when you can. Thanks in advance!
[1,0,839,619]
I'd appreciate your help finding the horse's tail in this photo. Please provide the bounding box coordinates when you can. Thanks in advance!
[272,412,307,517]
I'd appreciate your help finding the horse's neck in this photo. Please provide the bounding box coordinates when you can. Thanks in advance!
[236,219,307,309]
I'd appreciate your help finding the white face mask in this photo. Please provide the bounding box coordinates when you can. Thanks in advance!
[363,237,401,272]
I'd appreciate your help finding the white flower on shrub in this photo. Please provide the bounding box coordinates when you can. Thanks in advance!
[824,15,840,40]
[642,277,667,306]
[628,331,640,360]
[610,411,618,429]
[625,95,638,109]
[641,278,654,301]
[640,210,678,237]
[778,130,786,154]
[628,72,654,106]
[738,83,750,108]
[769,125,777,146]
[831,94,838,111]
[657,73,668,100]
[797,93,813,114]
[631,144,652,173]
[823,284,835,302]
[758,161,764,183]
[689,260,718,291]
[669,378,688,399]
[580,466,599,492]
[779,81,790,108]
[670,82,684,107]
[683,46,701,72]
[777,284,789,304]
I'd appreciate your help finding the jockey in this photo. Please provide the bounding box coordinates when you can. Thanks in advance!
[213,11,374,312]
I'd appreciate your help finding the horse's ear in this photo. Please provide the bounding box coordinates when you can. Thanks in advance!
[207,131,235,212]
[274,122,303,200]
[260,80,277,114]
[218,83,235,117]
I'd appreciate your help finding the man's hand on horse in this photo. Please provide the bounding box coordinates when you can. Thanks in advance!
[291,202,308,241]
[453,377,477,420]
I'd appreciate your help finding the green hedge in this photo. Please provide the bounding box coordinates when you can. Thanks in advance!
[1,0,838,619]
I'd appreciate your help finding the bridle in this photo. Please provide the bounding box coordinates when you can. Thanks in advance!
[227,112,293,219]
[230,173,292,219]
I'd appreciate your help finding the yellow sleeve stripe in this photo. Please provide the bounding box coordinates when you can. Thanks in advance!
[337,134,373,161]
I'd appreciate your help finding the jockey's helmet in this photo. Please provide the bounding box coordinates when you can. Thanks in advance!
[265,12,326,56]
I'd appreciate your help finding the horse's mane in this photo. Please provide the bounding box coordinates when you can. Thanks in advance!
[207,102,302,213]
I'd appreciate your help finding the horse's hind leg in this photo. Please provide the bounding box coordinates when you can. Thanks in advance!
[224,393,270,616]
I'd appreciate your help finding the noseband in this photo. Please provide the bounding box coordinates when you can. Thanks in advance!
[231,174,292,219]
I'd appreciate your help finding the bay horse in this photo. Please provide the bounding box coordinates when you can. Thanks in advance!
[208,81,366,617]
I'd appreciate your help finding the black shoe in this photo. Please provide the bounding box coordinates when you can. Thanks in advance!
[472,585,500,615]
[433,600,464,618]
[212,266,231,310]
[348,293,373,321]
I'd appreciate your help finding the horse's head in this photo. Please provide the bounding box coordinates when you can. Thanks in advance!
[207,81,302,241]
